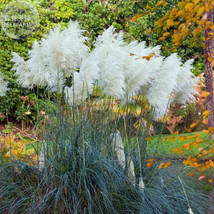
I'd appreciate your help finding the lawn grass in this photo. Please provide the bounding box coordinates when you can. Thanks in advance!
[146,132,213,158]
[26,131,214,159]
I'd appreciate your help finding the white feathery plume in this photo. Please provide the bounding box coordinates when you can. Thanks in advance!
[40,25,68,72]
[27,41,53,88]
[98,56,125,98]
[147,53,181,119]
[62,21,89,76]
[79,52,100,85]
[0,71,7,96]
[173,59,199,104]
[11,52,32,88]
[92,26,126,99]
[122,42,163,100]
[11,20,88,92]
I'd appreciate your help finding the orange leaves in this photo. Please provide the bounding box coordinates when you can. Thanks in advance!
[146,158,155,168]
[201,91,210,98]
[208,179,213,183]
[142,53,156,61]
[131,14,143,22]
[159,161,171,169]
[171,148,183,154]
[162,137,167,143]
[156,1,167,7]
[183,157,198,167]
[182,143,192,151]
[187,172,195,177]
[173,131,179,135]
[162,32,170,37]
[202,119,209,125]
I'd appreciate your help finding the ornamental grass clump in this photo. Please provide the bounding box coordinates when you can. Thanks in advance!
[0,118,211,214]
[7,21,211,213]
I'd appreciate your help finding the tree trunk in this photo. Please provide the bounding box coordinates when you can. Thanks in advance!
[204,8,214,128]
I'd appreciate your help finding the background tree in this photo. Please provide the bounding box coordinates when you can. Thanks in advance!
[154,0,214,128]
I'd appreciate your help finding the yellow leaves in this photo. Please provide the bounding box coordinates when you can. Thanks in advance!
[167,19,174,27]
[155,18,165,27]
[131,14,143,22]
[202,129,209,134]
[159,161,171,169]
[178,23,185,30]
[0,133,37,162]
[177,2,186,9]
[190,120,199,129]
[146,29,152,34]
[41,110,46,115]
[193,0,200,5]
[193,26,203,36]
[145,5,153,11]
[196,7,204,17]
[203,110,210,119]
[162,32,170,37]
[156,1,167,7]
[187,128,192,133]
[185,3,194,11]
[195,132,202,138]
[201,91,210,98]
[171,148,183,154]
